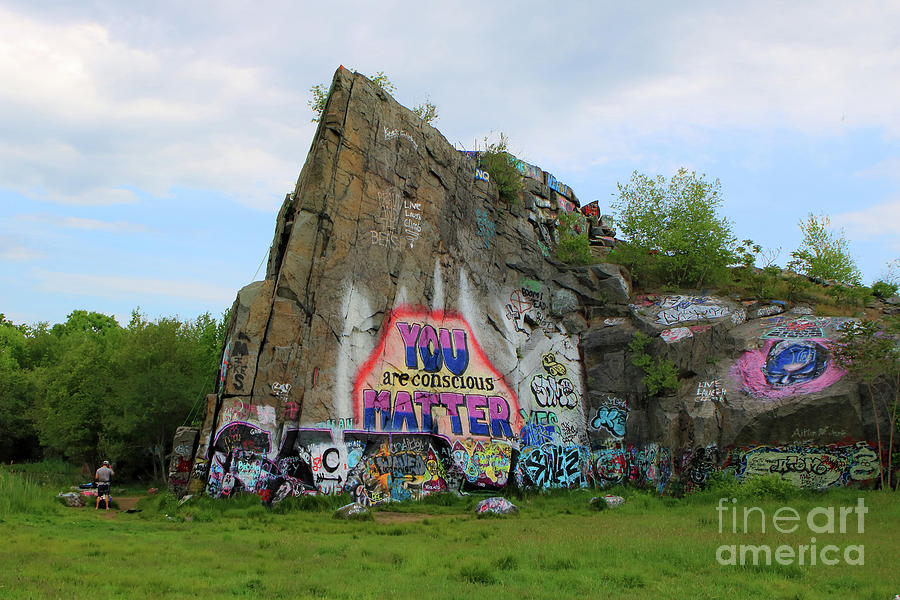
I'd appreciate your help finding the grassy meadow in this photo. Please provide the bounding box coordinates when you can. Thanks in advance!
[1,468,898,600]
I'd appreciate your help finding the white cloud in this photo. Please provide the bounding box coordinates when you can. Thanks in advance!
[835,198,900,238]
[47,188,139,206]
[0,6,307,210]
[55,216,150,233]
[31,269,237,304]
[855,158,900,181]
[0,238,43,261]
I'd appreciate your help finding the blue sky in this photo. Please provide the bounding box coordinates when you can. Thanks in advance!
[1,1,898,326]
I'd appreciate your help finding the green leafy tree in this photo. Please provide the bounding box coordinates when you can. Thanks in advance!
[412,99,439,124]
[103,310,224,480]
[27,312,124,465]
[0,318,40,461]
[14,307,229,478]
[610,168,736,287]
[834,319,900,490]
[788,213,861,284]
[309,70,437,124]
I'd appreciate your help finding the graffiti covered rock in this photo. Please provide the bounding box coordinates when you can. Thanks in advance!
[181,67,895,504]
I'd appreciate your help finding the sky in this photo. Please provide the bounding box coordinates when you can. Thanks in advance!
[1,1,899,327]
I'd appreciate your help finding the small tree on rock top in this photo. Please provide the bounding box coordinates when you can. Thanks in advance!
[787,213,861,285]
[308,70,437,125]
[610,168,736,288]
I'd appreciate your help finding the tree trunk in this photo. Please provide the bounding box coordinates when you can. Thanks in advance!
[868,383,885,489]
[885,375,899,491]
[157,432,168,485]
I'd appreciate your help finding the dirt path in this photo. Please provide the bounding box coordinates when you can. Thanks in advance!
[373,512,455,523]
[92,495,141,518]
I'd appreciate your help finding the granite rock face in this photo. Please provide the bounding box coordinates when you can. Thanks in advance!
[186,68,892,501]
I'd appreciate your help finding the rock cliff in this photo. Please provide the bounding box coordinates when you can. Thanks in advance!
[171,68,891,501]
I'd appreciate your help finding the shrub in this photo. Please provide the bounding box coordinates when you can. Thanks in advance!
[628,332,679,396]
[872,280,898,299]
[741,474,796,501]
[478,134,522,206]
[826,284,871,307]
[412,100,438,124]
[556,212,593,265]
[783,274,811,302]
[610,168,736,288]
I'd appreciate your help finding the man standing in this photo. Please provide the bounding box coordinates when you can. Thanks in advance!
[95,460,114,510]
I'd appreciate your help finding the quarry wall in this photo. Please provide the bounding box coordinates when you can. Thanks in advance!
[169,68,890,503]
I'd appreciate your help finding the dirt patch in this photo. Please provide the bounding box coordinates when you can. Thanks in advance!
[373,512,448,523]
[114,496,141,511]
[90,495,141,518]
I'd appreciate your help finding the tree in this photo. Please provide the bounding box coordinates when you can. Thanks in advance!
[610,168,736,287]
[308,70,437,124]
[103,310,224,480]
[412,100,438,124]
[834,319,899,490]
[27,315,123,465]
[788,213,861,284]
[0,318,39,461]
[15,307,229,479]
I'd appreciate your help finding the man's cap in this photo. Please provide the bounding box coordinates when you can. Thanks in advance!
[102,460,110,465]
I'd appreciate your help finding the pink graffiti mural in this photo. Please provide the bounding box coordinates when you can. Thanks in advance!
[353,307,522,439]
[731,339,845,399]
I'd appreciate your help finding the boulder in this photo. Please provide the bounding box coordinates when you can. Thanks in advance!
[590,495,625,509]
[475,497,518,515]
[58,492,85,507]
[333,502,370,520]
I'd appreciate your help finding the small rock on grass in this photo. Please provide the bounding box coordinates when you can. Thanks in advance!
[590,495,625,509]
[333,502,370,520]
[475,497,518,515]
[57,492,85,507]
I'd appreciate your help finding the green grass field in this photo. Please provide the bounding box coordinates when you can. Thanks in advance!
[1,470,898,599]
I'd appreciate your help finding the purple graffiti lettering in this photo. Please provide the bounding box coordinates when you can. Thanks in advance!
[363,389,392,430]
[439,328,469,375]
[391,391,418,431]
[396,322,422,369]
[413,391,439,432]
[440,392,465,434]
[417,325,442,372]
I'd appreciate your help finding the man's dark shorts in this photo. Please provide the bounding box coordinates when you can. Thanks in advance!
[97,483,110,497]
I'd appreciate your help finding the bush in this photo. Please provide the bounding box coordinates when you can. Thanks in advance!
[610,168,736,288]
[741,474,797,501]
[872,280,898,299]
[556,212,593,265]
[628,332,679,396]
[826,284,871,307]
[478,134,522,206]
